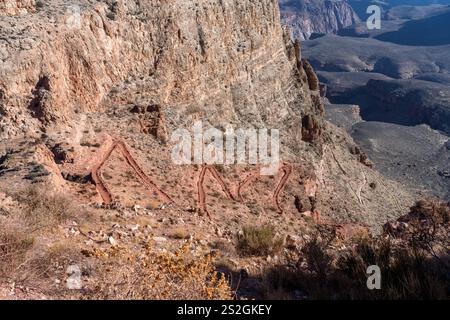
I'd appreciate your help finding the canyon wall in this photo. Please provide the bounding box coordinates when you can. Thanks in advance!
[0,0,320,140]
[0,0,412,229]
[280,0,360,40]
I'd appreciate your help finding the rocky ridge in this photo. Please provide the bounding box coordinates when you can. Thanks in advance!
[302,4,450,202]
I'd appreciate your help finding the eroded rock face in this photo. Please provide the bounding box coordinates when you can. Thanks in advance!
[0,0,35,16]
[0,0,318,139]
[130,104,168,143]
[280,0,360,40]
[301,114,322,142]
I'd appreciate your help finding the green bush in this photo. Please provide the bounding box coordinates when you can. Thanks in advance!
[237,224,283,257]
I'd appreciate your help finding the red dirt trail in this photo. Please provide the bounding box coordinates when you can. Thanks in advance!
[272,163,292,214]
[197,165,209,217]
[197,163,293,217]
[88,139,173,205]
[196,165,235,217]
[69,134,293,216]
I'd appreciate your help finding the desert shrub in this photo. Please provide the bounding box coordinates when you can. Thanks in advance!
[258,235,449,300]
[393,199,449,254]
[381,249,448,299]
[13,186,75,230]
[11,240,87,297]
[184,105,203,116]
[260,265,303,299]
[0,186,77,287]
[35,1,44,9]
[237,224,283,257]
[170,227,190,240]
[301,239,333,285]
[0,209,82,290]
[0,227,34,278]
[255,200,450,300]
[29,241,83,278]
[80,141,100,148]
[89,244,233,300]
[212,239,236,256]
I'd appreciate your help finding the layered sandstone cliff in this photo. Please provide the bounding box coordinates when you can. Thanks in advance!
[0,0,320,138]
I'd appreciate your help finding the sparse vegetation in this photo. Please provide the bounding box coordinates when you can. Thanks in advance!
[0,226,34,279]
[23,164,50,181]
[80,141,101,148]
[170,227,190,240]
[258,199,450,300]
[91,244,233,300]
[260,236,449,300]
[13,186,75,230]
[0,187,79,290]
[35,1,44,10]
[184,105,203,116]
[237,224,283,257]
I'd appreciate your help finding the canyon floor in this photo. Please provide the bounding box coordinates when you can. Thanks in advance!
[303,3,450,202]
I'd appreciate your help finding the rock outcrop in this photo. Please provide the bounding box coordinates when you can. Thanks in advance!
[384,198,449,242]
[280,0,360,40]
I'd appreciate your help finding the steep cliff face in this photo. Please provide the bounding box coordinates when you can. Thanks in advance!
[280,0,360,40]
[0,0,318,139]
[0,0,412,230]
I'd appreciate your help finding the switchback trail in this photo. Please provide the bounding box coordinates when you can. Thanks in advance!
[196,165,235,217]
[88,138,173,205]
[91,142,117,204]
[236,169,260,201]
[197,163,293,217]
[272,163,293,214]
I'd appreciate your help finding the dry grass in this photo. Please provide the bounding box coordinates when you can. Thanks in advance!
[0,220,81,292]
[261,237,449,300]
[170,227,190,240]
[0,225,34,279]
[89,244,233,300]
[13,186,76,230]
[0,186,79,292]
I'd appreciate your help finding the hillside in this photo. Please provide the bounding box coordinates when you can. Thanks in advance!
[0,0,421,300]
